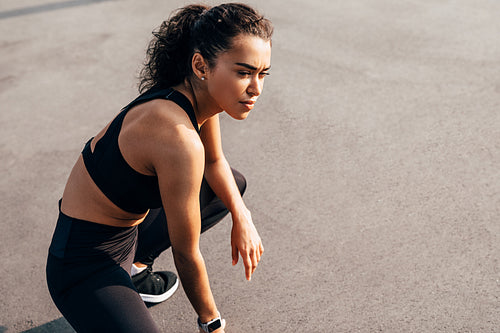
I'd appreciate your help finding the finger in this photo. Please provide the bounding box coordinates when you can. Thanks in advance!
[251,249,259,268]
[257,244,263,262]
[249,250,260,279]
[251,256,258,277]
[243,254,252,280]
[257,245,264,262]
[231,244,239,266]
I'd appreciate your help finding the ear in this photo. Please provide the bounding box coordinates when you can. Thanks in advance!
[191,52,209,80]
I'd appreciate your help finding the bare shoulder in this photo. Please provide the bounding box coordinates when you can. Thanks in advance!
[123,99,204,173]
[152,99,201,147]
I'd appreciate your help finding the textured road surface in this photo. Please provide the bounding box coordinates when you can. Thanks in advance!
[1,0,499,332]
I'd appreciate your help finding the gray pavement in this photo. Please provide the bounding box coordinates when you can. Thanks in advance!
[1,0,499,332]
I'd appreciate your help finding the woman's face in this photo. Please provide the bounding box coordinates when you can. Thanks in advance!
[206,34,272,120]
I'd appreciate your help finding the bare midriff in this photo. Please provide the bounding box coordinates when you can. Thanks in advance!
[60,155,148,227]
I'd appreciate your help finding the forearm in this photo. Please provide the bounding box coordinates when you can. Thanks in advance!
[173,249,219,322]
[204,158,246,214]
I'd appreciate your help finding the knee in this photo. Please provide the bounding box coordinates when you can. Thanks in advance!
[231,168,247,196]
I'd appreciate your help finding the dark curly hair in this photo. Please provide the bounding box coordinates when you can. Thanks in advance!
[138,3,274,92]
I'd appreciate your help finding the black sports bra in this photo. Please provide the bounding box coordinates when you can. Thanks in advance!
[81,87,200,214]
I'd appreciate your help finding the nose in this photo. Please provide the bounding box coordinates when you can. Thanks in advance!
[247,75,263,97]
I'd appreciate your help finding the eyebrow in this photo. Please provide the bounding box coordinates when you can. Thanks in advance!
[235,62,271,71]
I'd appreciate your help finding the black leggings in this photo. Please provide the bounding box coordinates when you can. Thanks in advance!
[46,170,246,333]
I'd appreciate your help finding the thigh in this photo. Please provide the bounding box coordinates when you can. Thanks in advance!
[199,168,247,209]
[133,176,223,263]
[55,264,160,333]
[199,168,247,231]
[134,207,170,264]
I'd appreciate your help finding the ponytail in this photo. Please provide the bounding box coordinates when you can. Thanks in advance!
[139,4,208,92]
[139,3,273,93]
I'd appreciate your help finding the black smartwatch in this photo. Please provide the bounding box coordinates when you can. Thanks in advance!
[197,313,222,332]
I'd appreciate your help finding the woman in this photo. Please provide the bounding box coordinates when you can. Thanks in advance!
[46,3,273,332]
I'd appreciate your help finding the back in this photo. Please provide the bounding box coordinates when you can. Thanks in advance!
[61,87,200,225]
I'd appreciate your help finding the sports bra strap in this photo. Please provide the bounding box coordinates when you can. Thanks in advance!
[80,87,199,214]
[125,87,200,134]
[83,87,200,177]
[88,87,199,159]
[166,90,200,134]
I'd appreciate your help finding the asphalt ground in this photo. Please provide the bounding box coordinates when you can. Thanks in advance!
[1,0,499,332]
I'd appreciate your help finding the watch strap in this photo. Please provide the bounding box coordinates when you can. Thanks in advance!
[197,313,222,332]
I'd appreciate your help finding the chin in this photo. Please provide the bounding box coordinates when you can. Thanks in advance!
[236,112,250,120]
[226,110,250,120]
[240,112,251,119]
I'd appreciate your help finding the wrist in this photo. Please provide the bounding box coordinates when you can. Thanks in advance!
[227,194,247,215]
[230,205,250,223]
[198,310,219,323]
[198,311,222,332]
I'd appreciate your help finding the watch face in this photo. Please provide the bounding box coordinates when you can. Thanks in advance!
[208,319,222,332]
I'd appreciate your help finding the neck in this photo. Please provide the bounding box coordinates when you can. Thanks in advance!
[173,79,222,128]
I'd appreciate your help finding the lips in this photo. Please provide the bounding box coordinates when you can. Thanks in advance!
[240,99,257,108]
[240,100,256,105]
[240,101,255,110]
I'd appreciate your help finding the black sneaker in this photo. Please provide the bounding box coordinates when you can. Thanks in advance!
[131,266,179,303]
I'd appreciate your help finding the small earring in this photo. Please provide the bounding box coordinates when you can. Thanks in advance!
[201,76,205,81]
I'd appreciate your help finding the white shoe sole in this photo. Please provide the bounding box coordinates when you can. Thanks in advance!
[139,277,179,303]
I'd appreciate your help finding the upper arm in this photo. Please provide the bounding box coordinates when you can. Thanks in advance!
[200,114,225,164]
[148,107,206,256]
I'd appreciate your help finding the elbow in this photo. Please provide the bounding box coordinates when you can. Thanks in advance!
[172,247,203,267]
[204,155,226,169]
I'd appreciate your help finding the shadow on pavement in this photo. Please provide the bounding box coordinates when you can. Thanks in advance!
[0,0,115,20]
[20,318,74,333]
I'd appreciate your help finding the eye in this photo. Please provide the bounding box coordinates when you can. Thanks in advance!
[259,72,270,78]
[238,71,251,77]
